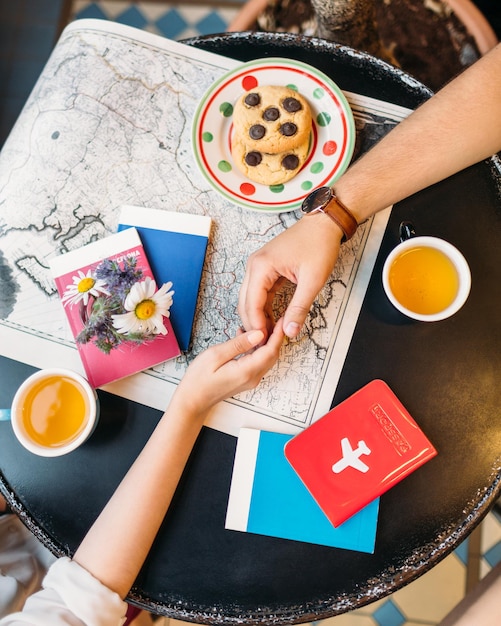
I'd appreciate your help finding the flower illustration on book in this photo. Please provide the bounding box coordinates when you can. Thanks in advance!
[62,256,174,355]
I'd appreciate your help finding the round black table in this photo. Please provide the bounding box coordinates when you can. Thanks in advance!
[1,32,501,625]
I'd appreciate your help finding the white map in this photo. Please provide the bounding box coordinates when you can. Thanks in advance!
[0,20,411,436]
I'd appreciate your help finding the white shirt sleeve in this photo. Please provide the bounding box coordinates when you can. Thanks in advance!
[0,557,128,626]
[0,514,56,617]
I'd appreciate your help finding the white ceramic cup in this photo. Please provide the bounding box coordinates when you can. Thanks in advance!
[382,235,471,322]
[11,368,98,457]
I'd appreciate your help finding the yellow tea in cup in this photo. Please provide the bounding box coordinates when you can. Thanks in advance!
[12,369,98,456]
[382,236,471,322]
[21,375,88,447]
[387,246,459,315]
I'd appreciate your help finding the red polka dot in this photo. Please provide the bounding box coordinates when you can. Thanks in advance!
[240,182,256,196]
[323,140,338,156]
[242,75,258,91]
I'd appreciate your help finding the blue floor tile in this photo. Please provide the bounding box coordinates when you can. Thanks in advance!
[116,6,148,30]
[454,536,469,566]
[484,540,501,567]
[373,599,406,626]
[195,11,228,35]
[73,3,108,21]
[156,10,188,40]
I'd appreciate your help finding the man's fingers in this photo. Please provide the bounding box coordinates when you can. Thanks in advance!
[238,274,270,334]
[283,282,323,338]
[238,251,285,334]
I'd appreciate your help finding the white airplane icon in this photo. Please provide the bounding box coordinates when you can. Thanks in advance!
[332,437,372,474]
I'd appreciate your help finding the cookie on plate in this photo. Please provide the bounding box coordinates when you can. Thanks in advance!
[231,134,310,186]
[232,85,312,154]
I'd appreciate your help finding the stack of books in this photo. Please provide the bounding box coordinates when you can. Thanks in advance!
[50,206,211,388]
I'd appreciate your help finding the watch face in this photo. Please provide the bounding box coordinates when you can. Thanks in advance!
[301,186,332,214]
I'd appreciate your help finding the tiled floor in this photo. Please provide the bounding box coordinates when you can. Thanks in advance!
[1,2,501,625]
[70,0,241,40]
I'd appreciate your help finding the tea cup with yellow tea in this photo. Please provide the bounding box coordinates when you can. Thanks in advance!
[382,235,471,322]
[11,368,98,457]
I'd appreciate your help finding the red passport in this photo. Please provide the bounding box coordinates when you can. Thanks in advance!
[284,379,437,527]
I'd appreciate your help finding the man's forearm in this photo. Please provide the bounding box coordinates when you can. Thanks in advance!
[336,43,501,224]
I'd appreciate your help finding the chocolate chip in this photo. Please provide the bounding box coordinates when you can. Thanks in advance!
[263,107,279,121]
[282,154,299,170]
[249,124,265,140]
[245,151,262,167]
[282,97,302,112]
[244,93,260,106]
[280,122,297,137]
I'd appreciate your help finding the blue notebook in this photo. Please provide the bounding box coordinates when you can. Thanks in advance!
[118,206,211,351]
[225,428,379,553]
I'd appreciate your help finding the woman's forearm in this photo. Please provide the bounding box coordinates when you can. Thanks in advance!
[336,43,501,223]
[73,403,205,598]
[72,327,283,599]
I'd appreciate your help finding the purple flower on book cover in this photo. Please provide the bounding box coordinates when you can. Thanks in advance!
[61,256,174,355]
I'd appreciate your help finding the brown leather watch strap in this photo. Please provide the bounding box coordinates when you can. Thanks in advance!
[323,192,358,242]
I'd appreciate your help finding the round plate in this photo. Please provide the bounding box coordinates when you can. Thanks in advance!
[192,58,356,213]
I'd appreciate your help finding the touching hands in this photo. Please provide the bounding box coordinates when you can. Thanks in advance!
[238,215,343,339]
[171,322,285,418]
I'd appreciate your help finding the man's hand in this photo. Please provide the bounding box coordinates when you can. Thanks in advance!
[238,215,343,338]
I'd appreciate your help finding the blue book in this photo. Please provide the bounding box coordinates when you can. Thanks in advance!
[118,206,211,351]
[225,428,379,553]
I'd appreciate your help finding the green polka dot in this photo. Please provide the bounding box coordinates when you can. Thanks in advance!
[310,162,324,174]
[269,184,285,193]
[219,102,233,117]
[218,160,232,173]
[286,84,298,92]
[313,87,325,99]
[202,131,213,142]
[301,181,313,191]
[317,112,331,127]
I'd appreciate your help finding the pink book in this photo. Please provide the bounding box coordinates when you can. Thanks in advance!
[285,380,437,527]
[50,228,180,387]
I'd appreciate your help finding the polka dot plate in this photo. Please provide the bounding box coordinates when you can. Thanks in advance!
[192,57,356,213]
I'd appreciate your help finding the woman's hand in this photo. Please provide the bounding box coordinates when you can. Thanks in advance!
[171,322,285,417]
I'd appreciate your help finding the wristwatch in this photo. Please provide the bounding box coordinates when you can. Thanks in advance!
[301,186,358,242]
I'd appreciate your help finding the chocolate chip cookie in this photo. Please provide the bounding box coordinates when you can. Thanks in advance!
[232,85,312,154]
[232,133,310,185]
